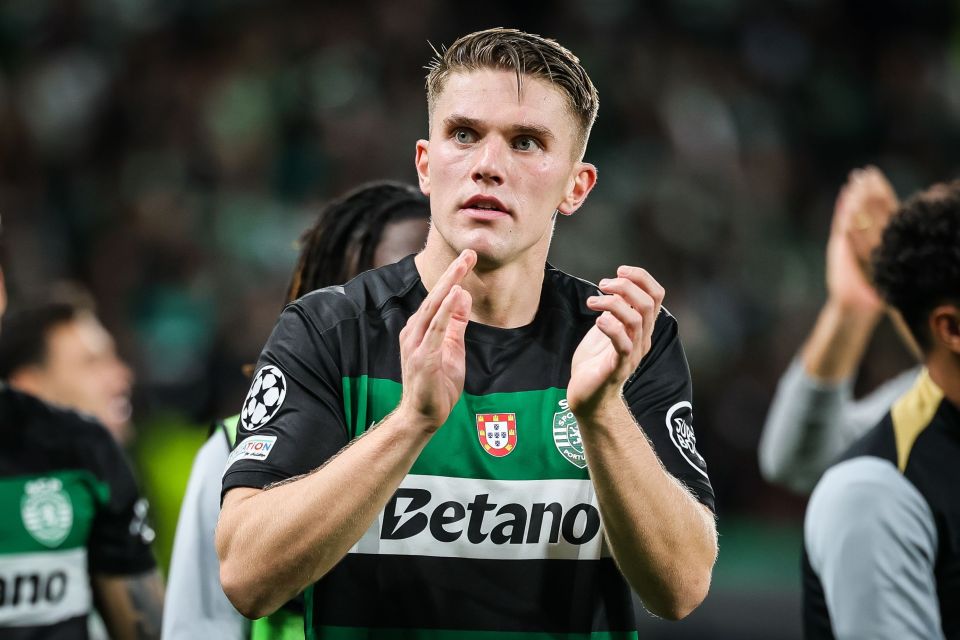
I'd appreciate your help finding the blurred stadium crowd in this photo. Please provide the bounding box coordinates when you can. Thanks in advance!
[1,0,959,635]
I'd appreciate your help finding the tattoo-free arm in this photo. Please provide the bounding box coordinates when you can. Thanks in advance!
[577,399,717,620]
[92,570,164,640]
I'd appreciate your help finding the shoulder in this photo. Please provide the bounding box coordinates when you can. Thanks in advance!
[543,264,680,338]
[288,256,421,334]
[2,385,115,450]
[805,456,936,566]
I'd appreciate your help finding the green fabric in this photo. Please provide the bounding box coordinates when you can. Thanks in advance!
[223,414,241,448]
[0,470,108,555]
[252,607,305,640]
[342,377,587,481]
[307,628,636,640]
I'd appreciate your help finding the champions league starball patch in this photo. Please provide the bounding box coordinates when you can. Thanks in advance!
[240,365,287,431]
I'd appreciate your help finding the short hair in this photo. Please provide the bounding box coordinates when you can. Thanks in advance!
[0,288,95,379]
[872,181,960,352]
[285,181,429,302]
[425,28,599,155]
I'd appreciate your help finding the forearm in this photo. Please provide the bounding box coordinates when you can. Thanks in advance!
[93,570,164,640]
[801,299,881,382]
[217,405,432,618]
[576,397,717,620]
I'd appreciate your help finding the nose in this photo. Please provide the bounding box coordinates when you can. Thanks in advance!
[471,138,505,186]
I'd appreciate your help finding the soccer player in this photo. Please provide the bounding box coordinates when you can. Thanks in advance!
[0,290,135,445]
[803,183,960,639]
[218,28,718,638]
[759,166,921,493]
[0,232,163,637]
[163,182,429,640]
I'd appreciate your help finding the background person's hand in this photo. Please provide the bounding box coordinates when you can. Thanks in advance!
[397,250,475,431]
[568,266,665,418]
[827,166,899,314]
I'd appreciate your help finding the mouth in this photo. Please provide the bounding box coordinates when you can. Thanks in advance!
[460,195,511,219]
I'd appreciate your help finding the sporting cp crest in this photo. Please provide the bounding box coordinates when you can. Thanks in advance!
[553,400,586,468]
[21,477,74,548]
[476,413,517,457]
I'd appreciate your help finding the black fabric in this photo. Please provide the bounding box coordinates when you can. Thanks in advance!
[0,615,88,640]
[0,386,156,575]
[310,555,634,632]
[223,255,714,509]
[802,401,960,639]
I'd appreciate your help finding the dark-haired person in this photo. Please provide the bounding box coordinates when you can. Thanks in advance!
[0,238,162,636]
[803,183,960,639]
[162,182,429,640]
[0,290,135,445]
[219,28,717,639]
[759,167,921,494]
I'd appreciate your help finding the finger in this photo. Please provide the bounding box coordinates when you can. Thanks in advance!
[421,285,466,353]
[587,293,642,343]
[595,311,633,356]
[614,266,665,307]
[407,250,476,346]
[612,272,660,350]
[444,287,473,347]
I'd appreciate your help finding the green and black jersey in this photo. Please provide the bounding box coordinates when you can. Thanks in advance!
[223,255,714,640]
[0,385,156,639]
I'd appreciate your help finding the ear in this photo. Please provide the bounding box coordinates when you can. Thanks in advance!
[8,367,45,398]
[930,304,960,355]
[557,162,597,216]
[415,140,431,196]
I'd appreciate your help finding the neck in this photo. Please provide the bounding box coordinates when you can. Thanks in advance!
[416,235,547,329]
[926,349,960,408]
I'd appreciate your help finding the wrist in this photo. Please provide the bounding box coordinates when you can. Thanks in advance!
[821,297,883,330]
[392,399,446,436]
[570,387,626,425]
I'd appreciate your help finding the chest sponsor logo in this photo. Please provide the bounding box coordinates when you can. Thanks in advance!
[241,365,287,431]
[476,413,517,457]
[350,475,606,561]
[666,401,708,478]
[224,435,278,472]
[0,549,91,625]
[21,478,73,548]
[553,399,586,469]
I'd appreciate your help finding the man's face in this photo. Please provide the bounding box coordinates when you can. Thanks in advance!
[416,69,596,267]
[31,313,133,443]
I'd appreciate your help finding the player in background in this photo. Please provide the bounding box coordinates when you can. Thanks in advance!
[759,166,922,493]
[162,182,429,640]
[219,28,717,639]
[803,182,960,639]
[0,288,135,445]
[0,227,163,638]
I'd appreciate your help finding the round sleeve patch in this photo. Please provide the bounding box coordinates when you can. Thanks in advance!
[240,365,287,431]
[665,401,708,478]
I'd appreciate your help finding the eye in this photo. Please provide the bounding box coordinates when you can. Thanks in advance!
[454,128,477,144]
[513,136,540,151]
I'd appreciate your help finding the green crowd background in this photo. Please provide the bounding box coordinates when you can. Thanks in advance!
[2,0,958,637]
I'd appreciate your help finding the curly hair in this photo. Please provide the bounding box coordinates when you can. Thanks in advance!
[284,181,429,304]
[872,182,960,352]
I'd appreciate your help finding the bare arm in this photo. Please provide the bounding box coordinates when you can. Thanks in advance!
[92,570,164,640]
[216,250,476,619]
[569,266,717,620]
[759,167,916,489]
[577,399,716,620]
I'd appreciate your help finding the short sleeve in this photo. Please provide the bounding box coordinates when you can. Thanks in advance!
[804,457,942,639]
[222,302,351,496]
[622,309,714,512]
[86,428,157,575]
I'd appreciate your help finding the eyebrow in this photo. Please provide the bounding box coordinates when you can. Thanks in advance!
[443,114,556,142]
